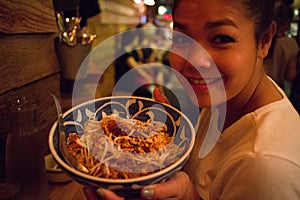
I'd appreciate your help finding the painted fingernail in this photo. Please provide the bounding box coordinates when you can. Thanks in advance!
[142,187,154,199]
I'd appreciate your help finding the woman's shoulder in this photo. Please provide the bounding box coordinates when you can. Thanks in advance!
[217,150,300,199]
[212,123,300,199]
[247,95,300,162]
[222,89,300,165]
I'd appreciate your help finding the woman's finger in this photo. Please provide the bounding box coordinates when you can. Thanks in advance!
[153,88,170,104]
[96,188,124,200]
[141,172,196,200]
[83,187,124,200]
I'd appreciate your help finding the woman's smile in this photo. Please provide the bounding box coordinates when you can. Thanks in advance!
[189,77,223,90]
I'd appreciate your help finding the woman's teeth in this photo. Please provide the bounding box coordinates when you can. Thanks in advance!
[190,78,218,85]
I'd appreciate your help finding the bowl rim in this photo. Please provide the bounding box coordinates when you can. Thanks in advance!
[48,95,195,184]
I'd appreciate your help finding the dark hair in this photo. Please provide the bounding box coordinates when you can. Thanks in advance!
[172,0,275,42]
[267,4,294,58]
[242,0,275,42]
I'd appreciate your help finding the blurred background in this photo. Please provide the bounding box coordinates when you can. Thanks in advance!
[0,0,176,184]
[0,0,300,198]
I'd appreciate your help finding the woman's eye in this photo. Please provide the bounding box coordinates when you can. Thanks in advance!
[212,35,235,44]
[171,35,192,47]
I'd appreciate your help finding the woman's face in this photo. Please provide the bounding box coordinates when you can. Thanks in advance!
[170,0,265,107]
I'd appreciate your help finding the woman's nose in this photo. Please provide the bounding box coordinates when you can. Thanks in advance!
[187,43,211,70]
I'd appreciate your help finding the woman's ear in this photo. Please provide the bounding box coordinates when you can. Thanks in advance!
[258,21,277,58]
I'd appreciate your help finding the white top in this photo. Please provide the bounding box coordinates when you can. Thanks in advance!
[184,84,300,200]
[264,36,299,88]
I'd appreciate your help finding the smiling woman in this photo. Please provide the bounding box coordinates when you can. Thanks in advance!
[131,0,300,199]
[81,1,300,200]
[167,0,300,200]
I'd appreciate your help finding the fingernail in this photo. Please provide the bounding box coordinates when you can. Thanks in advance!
[96,188,104,198]
[142,187,154,199]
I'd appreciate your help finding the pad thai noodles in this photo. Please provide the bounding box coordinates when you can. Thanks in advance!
[67,114,185,179]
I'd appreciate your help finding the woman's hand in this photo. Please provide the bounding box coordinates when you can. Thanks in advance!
[84,172,197,200]
[83,187,124,200]
[141,171,198,200]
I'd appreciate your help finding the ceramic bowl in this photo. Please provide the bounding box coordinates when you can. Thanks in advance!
[44,154,72,183]
[48,96,195,198]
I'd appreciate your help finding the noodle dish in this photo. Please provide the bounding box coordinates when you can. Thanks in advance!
[48,96,195,198]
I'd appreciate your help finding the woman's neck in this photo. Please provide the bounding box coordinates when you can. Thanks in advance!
[218,74,282,131]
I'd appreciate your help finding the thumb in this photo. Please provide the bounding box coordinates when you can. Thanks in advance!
[153,88,169,104]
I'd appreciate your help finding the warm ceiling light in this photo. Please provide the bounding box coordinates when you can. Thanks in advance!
[144,0,155,6]
[158,5,168,15]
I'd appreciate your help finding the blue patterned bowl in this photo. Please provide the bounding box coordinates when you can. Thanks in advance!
[48,96,195,198]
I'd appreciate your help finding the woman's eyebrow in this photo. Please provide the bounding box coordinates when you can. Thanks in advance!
[174,19,238,30]
[205,19,238,29]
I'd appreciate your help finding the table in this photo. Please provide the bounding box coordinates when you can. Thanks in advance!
[48,181,85,200]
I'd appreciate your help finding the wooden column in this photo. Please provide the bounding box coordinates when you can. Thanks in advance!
[0,0,60,178]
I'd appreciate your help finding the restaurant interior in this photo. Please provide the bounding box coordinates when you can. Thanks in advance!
[0,0,300,199]
[0,0,176,199]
